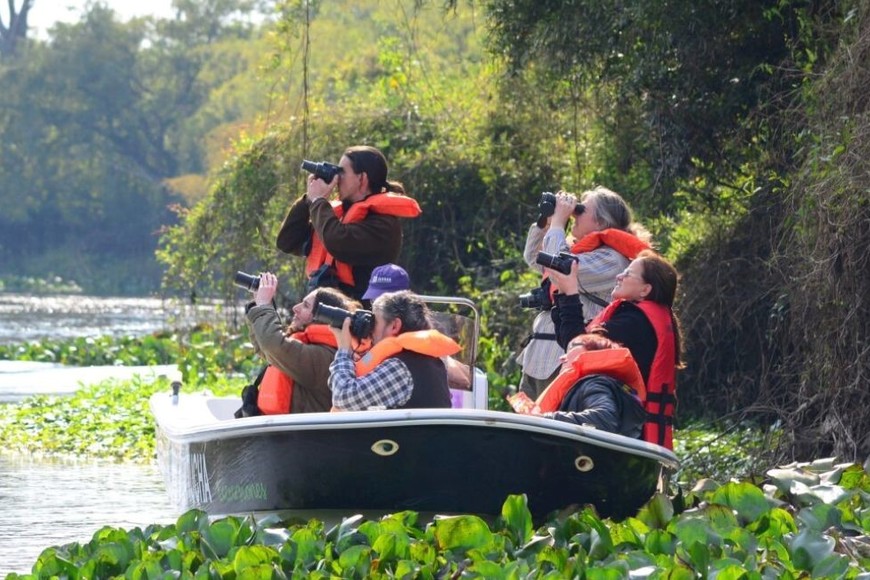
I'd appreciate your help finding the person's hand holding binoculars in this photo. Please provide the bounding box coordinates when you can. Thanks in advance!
[550,192,578,230]
[306,173,337,203]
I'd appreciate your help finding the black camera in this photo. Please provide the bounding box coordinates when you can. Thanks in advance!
[536,191,586,227]
[233,271,261,292]
[301,159,343,182]
[536,251,578,276]
[313,303,375,339]
[518,286,553,311]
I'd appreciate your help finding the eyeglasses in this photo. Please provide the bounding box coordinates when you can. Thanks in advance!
[618,268,645,281]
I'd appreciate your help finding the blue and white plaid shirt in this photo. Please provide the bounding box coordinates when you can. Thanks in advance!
[329,348,414,410]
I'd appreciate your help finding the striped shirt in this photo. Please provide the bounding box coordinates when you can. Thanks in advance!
[516,224,629,379]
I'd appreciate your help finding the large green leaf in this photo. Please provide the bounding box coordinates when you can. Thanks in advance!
[372,531,411,563]
[711,482,771,524]
[201,518,240,559]
[337,544,372,576]
[233,545,279,570]
[637,493,675,529]
[434,515,495,553]
[788,528,835,571]
[501,493,533,545]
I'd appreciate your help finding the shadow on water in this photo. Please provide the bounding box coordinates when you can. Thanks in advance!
[0,455,176,576]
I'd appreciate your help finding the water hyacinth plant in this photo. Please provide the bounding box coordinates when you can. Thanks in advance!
[7,460,870,579]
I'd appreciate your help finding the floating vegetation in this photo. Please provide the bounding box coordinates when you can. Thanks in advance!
[7,465,870,578]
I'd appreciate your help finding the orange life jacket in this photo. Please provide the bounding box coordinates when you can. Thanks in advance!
[355,329,460,376]
[257,324,338,415]
[305,193,422,286]
[569,228,651,258]
[535,347,646,414]
[593,299,677,449]
[540,228,651,300]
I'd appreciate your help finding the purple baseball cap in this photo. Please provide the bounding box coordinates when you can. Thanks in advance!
[362,264,411,300]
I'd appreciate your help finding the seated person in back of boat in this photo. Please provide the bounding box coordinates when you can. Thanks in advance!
[363,264,472,391]
[327,290,459,411]
[245,272,360,414]
[509,334,648,438]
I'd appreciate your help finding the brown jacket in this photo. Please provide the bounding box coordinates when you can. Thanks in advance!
[245,303,334,413]
[276,195,402,299]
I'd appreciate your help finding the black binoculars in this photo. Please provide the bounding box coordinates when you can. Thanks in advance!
[301,160,343,182]
[536,191,586,227]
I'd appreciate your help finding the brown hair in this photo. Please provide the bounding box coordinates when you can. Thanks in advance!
[567,333,620,352]
[635,250,685,368]
[313,287,360,312]
[344,145,406,195]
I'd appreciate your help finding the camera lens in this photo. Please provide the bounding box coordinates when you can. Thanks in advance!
[313,304,374,339]
[313,303,350,328]
[233,271,260,292]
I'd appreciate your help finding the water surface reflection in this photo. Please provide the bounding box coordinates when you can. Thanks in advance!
[0,455,175,576]
[0,293,233,346]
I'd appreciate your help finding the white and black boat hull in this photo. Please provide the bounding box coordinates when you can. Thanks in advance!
[153,395,679,521]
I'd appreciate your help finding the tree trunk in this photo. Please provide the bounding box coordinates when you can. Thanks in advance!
[0,0,32,58]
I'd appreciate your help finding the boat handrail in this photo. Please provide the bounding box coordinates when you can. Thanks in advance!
[415,295,481,368]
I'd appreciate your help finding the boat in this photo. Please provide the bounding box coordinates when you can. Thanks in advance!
[150,296,679,522]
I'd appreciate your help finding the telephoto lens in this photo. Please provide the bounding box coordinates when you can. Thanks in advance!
[313,304,375,339]
[233,271,261,292]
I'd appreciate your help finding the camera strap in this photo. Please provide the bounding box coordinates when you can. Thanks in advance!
[579,290,609,309]
[520,332,557,348]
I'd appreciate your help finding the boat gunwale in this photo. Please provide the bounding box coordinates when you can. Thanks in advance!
[151,395,679,470]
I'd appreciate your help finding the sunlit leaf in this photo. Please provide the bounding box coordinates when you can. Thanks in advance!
[637,494,674,529]
[434,515,494,553]
[501,494,533,545]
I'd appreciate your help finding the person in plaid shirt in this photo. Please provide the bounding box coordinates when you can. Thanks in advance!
[328,291,456,411]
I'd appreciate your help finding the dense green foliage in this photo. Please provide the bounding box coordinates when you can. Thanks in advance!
[0,1,269,294]
[8,469,870,578]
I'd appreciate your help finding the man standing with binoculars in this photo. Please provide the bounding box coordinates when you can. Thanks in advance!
[276,145,421,301]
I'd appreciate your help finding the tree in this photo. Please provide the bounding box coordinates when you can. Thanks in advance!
[0,0,268,292]
[451,0,807,207]
[0,0,31,58]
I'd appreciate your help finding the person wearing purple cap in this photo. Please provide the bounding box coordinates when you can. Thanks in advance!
[361,265,473,392]
[362,263,411,301]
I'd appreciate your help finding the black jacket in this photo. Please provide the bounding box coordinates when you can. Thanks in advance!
[546,373,647,438]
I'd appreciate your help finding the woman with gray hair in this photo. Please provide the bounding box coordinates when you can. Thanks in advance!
[516,186,651,400]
